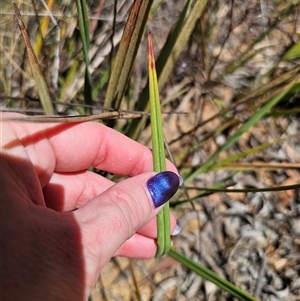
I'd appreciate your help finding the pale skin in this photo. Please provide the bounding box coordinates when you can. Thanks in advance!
[0,113,178,301]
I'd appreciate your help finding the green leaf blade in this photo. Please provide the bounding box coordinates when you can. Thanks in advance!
[168,249,259,301]
[148,32,171,256]
[13,3,55,115]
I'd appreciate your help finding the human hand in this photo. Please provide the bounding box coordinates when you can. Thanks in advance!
[0,113,181,301]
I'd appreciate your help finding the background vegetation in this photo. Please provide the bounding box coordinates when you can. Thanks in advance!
[1,0,300,300]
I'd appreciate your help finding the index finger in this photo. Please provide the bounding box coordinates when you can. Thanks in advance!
[49,121,177,175]
[3,113,177,176]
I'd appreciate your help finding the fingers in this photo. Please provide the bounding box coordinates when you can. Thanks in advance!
[44,171,178,242]
[3,113,177,177]
[43,171,114,211]
[136,215,177,238]
[114,233,158,258]
[47,121,177,176]
[44,171,178,238]
[117,217,181,258]
[44,170,177,236]
[74,171,180,267]
[115,217,181,258]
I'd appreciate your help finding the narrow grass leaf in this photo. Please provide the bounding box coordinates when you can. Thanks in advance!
[157,0,208,92]
[126,0,208,140]
[181,65,300,137]
[215,135,297,168]
[13,2,55,115]
[75,0,93,110]
[188,183,300,194]
[184,80,300,185]
[33,0,54,56]
[92,68,110,99]
[282,41,300,61]
[168,249,259,301]
[225,3,297,73]
[148,32,171,257]
[104,0,153,110]
[171,174,237,206]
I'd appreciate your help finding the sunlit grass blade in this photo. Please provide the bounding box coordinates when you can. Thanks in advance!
[33,0,54,56]
[282,40,300,61]
[168,249,259,301]
[171,173,237,206]
[173,65,300,142]
[126,0,208,140]
[175,181,300,204]
[214,134,298,169]
[148,32,171,257]
[184,79,300,185]
[92,68,110,100]
[13,2,55,115]
[157,0,208,91]
[186,183,300,194]
[104,0,153,110]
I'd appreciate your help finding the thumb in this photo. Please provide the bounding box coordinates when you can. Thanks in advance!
[74,171,180,267]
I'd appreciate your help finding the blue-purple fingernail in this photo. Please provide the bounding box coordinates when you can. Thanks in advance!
[146,171,180,208]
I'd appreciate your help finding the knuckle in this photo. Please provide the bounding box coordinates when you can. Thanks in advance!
[104,187,148,236]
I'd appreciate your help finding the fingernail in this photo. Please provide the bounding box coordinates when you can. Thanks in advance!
[171,220,182,236]
[146,171,180,208]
